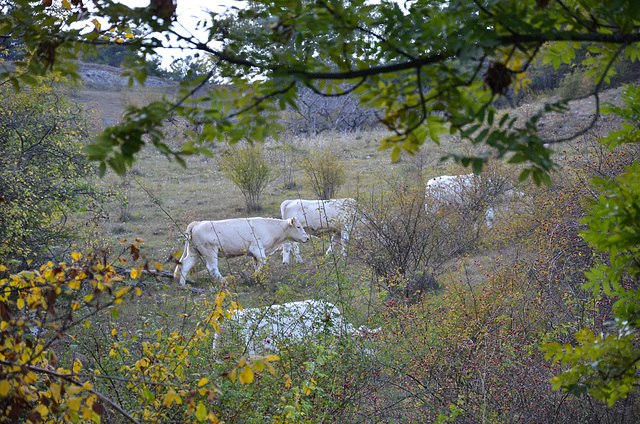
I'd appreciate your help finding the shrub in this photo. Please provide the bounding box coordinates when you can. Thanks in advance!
[555,68,595,99]
[272,144,299,190]
[300,148,345,200]
[0,243,278,423]
[354,176,447,299]
[0,78,103,269]
[218,144,272,212]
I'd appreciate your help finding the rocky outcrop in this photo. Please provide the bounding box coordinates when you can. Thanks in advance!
[77,63,175,87]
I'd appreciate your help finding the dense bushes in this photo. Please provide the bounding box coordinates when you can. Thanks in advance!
[354,165,522,300]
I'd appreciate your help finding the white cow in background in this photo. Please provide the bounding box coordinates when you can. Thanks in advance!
[280,198,357,264]
[212,299,379,356]
[425,174,499,227]
[174,217,309,285]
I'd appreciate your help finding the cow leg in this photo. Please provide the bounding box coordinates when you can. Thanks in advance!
[284,241,302,263]
[292,242,303,263]
[326,235,339,256]
[201,247,224,282]
[282,241,292,264]
[246,247,269,280]
[485,207,494,228]
[340,230,350,256]
[178,249,198,286]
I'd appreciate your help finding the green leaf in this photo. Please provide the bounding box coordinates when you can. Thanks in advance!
[391,146,400,163]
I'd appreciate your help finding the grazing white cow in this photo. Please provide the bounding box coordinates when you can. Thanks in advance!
[213,299,378,356]
[174,217,309,285]
[425,174,499,227]
[280,198,357,264]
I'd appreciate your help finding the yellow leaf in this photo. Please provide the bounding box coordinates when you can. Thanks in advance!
[195,403,207,421]
[50,383,61,400]
[68,279,81,290]
[35,404,49,419]
[115,287,130,297]
[82,405,93,420]
[111,328,117,336]
[17,298,24,310]
[0,380,11,396]
[253,359,265,372]
[266,361,275,375]
[0,265,6,271]
[84,320,91,329]
[72,251,82,261]
[125,33,134,39]
[236,357,246,368]
[67,385,83,396]
[135,288,141,296]
[67,396,81,411]
[163,389,180,407]
[92,18,101,31]
[239,366,254,384]
[73,360,83,373]
[198,377,209,387]
[24,372,37,383]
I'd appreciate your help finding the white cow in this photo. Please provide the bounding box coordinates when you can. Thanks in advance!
[174,217,310,285]
[212,299,378,356]
[280,198,357,264]
[425,174,497,227]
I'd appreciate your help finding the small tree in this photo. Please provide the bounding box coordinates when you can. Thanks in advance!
[355,176,446,299]
[218,145,272,212]
[300,149,345,200]
[0,78,102,269]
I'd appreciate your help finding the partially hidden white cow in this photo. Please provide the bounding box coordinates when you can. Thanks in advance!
[212,299,378,356]
[174,217,309,285]
[425,174,498,227]
[280,198,357,264]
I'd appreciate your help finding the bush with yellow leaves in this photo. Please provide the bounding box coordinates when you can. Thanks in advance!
[0,243,277,423]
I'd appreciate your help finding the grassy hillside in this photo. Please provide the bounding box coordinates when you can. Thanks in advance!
[69,76,626,282]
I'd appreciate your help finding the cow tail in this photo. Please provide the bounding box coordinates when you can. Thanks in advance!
[174,221,199,280]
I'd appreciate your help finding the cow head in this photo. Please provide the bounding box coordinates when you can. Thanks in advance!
[287,217,310,243]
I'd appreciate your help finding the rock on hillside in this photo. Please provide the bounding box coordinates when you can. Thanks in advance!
[77,62,176,87]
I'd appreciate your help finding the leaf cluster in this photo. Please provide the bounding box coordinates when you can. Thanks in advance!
[3,0,640,179]
[542,84,640,405]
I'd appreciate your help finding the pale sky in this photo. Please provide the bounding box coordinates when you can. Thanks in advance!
[148,0,245,67]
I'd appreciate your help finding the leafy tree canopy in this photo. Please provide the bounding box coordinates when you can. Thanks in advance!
[0,0,638,180]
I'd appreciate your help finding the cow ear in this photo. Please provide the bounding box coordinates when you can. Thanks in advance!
[288,218,294,226]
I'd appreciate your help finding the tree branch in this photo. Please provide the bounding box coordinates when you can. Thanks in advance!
[0,359,140,424]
